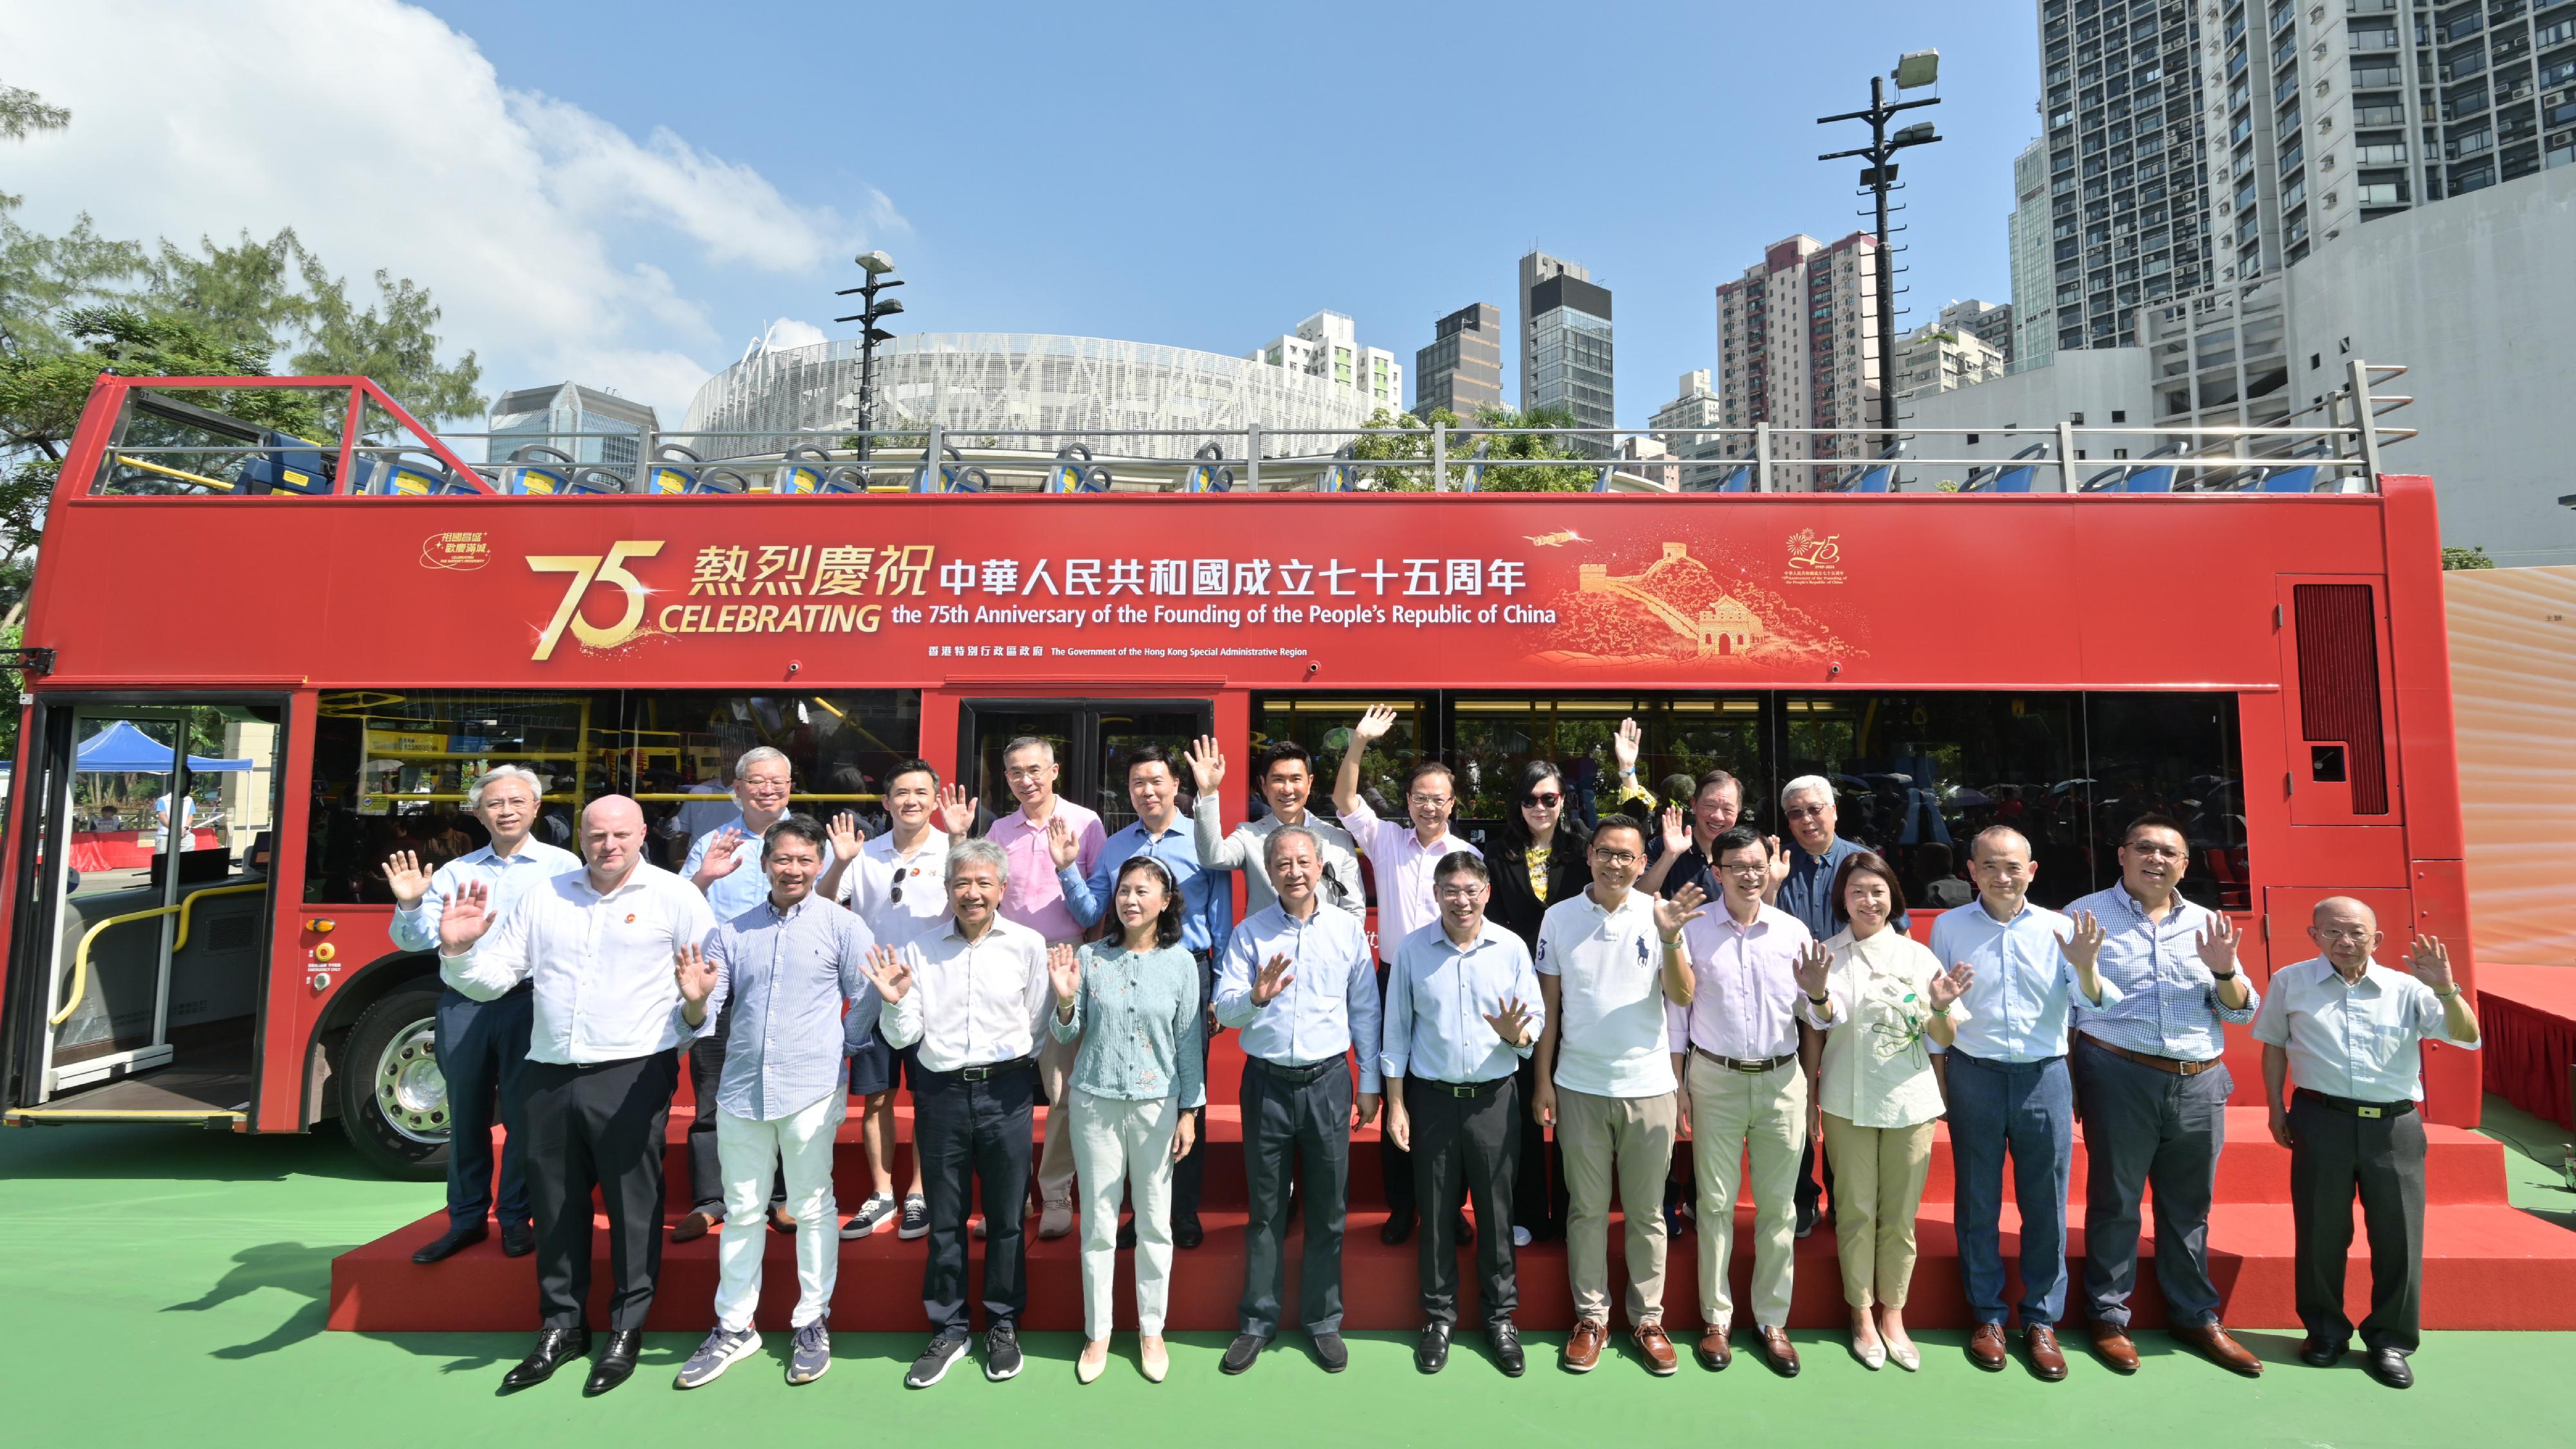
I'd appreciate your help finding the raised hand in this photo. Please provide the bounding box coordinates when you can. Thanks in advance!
[1928,960,1975,1012]
[695,826,746,882]
[1046,815,1080,870]
[1386,1102,1412,1151]
[1763,835,1792,893]
[379,850,433,909]
[2406,933,2456,994]
[1484,995,1536,1048]
[935,783,975,837]
[1186,733,1226,797]
[2056,909,2106,972]
[1659,804,1689,855]
[1654,882,1710,940]
[860,944,914,1004]
[1352,703,1399,745]
[2194,913,2241,976]
[1250,951,1296,1006]
[674,942,719,1005]
[827,811,866,863]
[1793,939,1833,999]
[1613,716,1642,777]
[435,880,493,952]
[1046,942,1082,1009]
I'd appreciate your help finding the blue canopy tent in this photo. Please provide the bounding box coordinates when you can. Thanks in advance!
[74,720,254,773]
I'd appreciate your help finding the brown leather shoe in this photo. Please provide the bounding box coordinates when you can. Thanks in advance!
[1965,1323,2009,1372]
[2023,1325,2069,1381]
[1693,1326,1733,1372]
[1633,1322,1678,1377]
[1562,1320,1606,1373]
[2088,1320,2141,1374]
[1755,1325,1801,1378]
[2174,1323,2264,1378]
[766,1204,797,1236]
[670,1208,718,1244]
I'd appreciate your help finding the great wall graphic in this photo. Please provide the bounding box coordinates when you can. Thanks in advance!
[1536,538,1860,668]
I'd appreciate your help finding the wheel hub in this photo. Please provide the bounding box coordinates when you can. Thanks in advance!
[372,1019,449,1144]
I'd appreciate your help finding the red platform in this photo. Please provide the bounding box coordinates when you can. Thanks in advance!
[329,1034,2576,1334]
[2479,964,2576,1130]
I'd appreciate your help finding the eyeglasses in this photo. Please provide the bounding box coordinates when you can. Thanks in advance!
[1524,792,1563,808]
[1783,804,1830,821]
[1721,862,1770,878]
[1435,884,1488,900]
[2313,926,2374,942]
[1408,794,1452,808]
[1590,848,1641,865]
[1004,766,1049,781]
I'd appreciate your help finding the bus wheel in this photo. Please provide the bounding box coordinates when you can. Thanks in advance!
[339,985,450,1179]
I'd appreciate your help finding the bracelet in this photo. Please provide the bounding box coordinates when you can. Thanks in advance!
[2435,986,2460,999]
[2209,969,2239,981]
[1662,934,1684,948]
[1806,992,1830,1007]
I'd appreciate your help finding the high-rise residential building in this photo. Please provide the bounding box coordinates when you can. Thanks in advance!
[2007,138,2058,372]
[1648,370,1728,458]
[1519,251,1614,442]
[1938,299,2016,366]
[484,382,658,466]
[1249,310,1404,416]
[1713,232,1884,477]
[1897,319,2011,401]
[2032,0,2217,355]
[1412,303,1504,421]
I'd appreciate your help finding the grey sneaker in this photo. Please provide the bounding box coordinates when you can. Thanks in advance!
[897,1194,930,1240]
[674,1325,761,1389]
[787,1321,831,1385]
[842,1193,897,1240]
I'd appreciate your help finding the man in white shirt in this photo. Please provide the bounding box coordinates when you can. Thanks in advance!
[2254,898,2480,1390]
[381,766,579,1265]
[876,837,1054,1390]
[1190,736,1364,919]
[1334,703,1482,1244]
[1534,814,1698,1377]
[433,795,717,1397]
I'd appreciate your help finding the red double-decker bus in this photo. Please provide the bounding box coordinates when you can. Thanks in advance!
[0,370,2477,1196]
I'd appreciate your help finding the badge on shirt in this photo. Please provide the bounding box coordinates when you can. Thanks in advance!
[625,913,638,923]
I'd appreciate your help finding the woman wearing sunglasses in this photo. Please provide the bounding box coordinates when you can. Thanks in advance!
[1484,759,1593,1244]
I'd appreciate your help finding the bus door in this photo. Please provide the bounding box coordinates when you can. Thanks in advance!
[5,699,283,1116]
[956,699,1217,833]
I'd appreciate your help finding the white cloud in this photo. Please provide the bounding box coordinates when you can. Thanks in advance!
[0,0,897,428]
[757,318,831,351]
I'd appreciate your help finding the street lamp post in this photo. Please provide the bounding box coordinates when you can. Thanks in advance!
[1818,50,1942,442]
[834,250,904,471]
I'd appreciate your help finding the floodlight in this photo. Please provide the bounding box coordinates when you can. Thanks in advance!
[1893,122,1940,146]
[855,250,898,275]
[1893,50,1939,89]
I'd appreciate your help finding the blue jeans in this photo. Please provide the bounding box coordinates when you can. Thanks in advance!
[435,984,532,1229]
[1945,1050,2074,1327]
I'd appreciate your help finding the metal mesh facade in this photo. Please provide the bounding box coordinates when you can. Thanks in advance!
[681,333,1376,459]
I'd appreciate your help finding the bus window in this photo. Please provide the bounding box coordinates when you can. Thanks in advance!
[598,691,920,869]
[1254,696,1430,826]
[2081,692,2249,911]
[1447,696,1764,847]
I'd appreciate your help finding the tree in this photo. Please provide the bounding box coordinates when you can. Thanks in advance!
[2441,545,2495,571]
[1349,402,1599,493]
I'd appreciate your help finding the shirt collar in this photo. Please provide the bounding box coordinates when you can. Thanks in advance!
[764,894,810,922]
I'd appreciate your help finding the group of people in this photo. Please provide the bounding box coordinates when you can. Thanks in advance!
[383,711,2480,1398]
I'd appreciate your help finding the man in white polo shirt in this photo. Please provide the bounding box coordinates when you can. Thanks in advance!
[1533,813,1699,1378]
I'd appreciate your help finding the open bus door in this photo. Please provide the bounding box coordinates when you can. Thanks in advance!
[4,698,285,1125]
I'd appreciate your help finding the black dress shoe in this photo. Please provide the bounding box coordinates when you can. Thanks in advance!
[2363,1347,2413,1389]
[1221,1333,1269,1374]
[1416,1323,1452,1374]
[583,1330,643,1396]
[412,1223,488,1265]
[1310,1331,1349,1372]
[499,1223,534,1258]
[500,1327,589,1392]
[1488,1321,1525,1378]
[1117,1217,1139,1250]
[2300,1336,2347,1368]
[1379,1210,1416,1245]
[1173,1215,1204,1250]
[1794,1202,1821,1240]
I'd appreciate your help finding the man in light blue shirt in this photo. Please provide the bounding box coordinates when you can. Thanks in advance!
[381,765,578,1265]
[2064,813,2264,1379]
[1380,852,1542,1377]
[1926,824,2117,1379]
[1210,826,1381,1376]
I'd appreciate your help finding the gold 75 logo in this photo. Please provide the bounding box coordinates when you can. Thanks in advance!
[528,541,665,660]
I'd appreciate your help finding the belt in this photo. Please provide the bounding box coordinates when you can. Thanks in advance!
[1692,1046,1798,1074]
[1249,1056,1341,1084]
[1416,1075,1510,1099]
[2297,1088,2416,1120]
[925,1056,1034,1084]
[2094,1041,2222,1077]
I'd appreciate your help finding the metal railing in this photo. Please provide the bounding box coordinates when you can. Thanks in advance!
[88,360,2418,500]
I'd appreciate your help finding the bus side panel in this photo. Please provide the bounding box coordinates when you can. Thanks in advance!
[254,692,321,1133]
[0,700,41,1104]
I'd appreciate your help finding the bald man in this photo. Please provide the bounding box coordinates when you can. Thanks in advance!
[2253,898,2479,1390]
[438,796,721,1397]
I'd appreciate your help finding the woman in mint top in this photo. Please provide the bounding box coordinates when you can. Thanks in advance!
[1048,855,1204,1385]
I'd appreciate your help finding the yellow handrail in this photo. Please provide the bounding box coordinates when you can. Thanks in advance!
[111,453,238,492]
[50,881,270,1028]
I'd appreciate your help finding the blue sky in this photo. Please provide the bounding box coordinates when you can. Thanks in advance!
[14,0,2044,426]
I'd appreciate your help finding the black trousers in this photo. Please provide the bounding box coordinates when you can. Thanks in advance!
[520,1048,680,1332]
[1170,949,1215,1224]
[915,1059,1037,1334]
[2289,1091,2427,1353]
[435,983,532,1230]
[1377,963,1414,1217]
[687,1021,782,1213]
[1511,1052,1568,1236]
[1239,1059,1352,1337]
[2071,1037,2231,1329]
[1409,1075,1521,1326]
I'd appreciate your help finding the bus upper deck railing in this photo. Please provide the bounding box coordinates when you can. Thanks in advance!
[76,361,2418,502]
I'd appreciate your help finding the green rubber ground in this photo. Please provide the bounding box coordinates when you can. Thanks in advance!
[5,1100,2570,1448]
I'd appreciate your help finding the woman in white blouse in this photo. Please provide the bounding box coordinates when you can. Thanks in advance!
[1815,851,1971,1372]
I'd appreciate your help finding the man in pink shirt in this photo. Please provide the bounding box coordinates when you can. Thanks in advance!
[983,736,1106,1238]
[1334,704,1482,1245]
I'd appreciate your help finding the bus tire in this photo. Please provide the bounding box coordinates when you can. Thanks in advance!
[337,983,450,1180]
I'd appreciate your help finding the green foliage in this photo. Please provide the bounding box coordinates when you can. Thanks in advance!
[1350,403,1598,492]
[2441,545,2496,571]
[0,82,71,144]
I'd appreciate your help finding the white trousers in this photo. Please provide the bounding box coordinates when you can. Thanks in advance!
[714,1093,846,1331]
[1070,1087,1179,1340]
